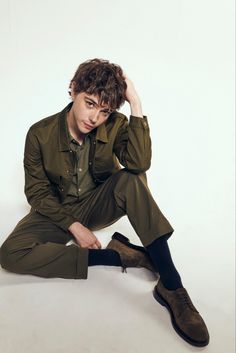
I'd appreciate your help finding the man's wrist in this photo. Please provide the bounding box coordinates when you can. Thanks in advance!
[68,221,83,232]
[130,99,143,118]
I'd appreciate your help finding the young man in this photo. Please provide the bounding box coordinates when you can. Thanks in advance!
[0,58,209,347]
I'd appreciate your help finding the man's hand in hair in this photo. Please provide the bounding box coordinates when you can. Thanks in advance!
[123,75,143,118]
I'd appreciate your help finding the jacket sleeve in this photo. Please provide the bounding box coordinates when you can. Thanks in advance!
[113,115,152,173]
[23,128,77,231]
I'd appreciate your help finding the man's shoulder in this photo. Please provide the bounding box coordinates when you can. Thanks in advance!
[28,110,60,134]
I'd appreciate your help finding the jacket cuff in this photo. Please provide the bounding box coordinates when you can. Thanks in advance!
[59,216,78,231]
[129,115,149,130]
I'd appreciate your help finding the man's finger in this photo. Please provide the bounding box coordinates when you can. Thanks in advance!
[96,239,102,249]
[91,242,99,249]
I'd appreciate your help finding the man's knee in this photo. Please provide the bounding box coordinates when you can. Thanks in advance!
[0,240,13,270]
[116,169,147,184]
[112,170,149,208]
[0,237,37,272]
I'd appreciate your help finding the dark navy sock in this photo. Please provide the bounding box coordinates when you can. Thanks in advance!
[146,234,183,290]
[88,249,122,267]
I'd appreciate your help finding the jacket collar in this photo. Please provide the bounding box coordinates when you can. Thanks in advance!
[58,102,108,151]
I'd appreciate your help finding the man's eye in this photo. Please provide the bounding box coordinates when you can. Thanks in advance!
[86,101,93,107]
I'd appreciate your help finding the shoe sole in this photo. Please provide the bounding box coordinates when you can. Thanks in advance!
[153,285,209,347]
[112,232,148,254]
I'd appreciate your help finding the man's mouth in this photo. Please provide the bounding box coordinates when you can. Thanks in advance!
[84,122,94,129]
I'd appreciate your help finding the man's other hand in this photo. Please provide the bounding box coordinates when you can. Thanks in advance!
[68,222,102,249]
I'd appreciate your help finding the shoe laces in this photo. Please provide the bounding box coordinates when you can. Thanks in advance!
[176,288,199,313]
[121,266,127,273]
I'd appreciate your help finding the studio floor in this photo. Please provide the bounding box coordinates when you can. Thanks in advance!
[0,217,235,353]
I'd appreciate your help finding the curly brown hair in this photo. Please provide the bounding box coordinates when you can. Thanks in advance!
[69,58,127,110]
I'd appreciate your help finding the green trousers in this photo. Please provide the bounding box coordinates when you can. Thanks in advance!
[0,169,174,279]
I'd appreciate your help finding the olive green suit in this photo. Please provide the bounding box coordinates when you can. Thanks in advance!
[0,102,174,279]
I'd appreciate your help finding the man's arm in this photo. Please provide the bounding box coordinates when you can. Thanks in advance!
[124,76,143,118]
[24,128,78,231]
[113,76,152,172]
[24,127,101,249]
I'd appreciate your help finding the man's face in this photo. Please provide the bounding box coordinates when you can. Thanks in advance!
[69,90,114,134]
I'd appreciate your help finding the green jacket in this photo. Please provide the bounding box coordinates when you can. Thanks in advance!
[24,102,152,230]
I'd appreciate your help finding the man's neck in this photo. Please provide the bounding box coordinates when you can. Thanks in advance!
[66,111,87,145]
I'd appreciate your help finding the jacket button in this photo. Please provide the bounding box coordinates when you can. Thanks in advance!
[89,162,92,165]
[93,141,96,144]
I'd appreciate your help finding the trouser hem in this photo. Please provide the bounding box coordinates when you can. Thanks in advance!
[75,246,89,279]
[141,227,174,247]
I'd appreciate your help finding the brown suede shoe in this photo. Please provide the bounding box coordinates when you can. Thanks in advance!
[106,232,158,276]
[153,279,210,347]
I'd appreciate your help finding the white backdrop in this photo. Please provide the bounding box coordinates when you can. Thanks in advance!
[0,1,235,352]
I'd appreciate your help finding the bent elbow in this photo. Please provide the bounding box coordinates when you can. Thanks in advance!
[126,160,151,174]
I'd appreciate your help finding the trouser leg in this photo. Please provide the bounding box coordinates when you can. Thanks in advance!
[0,210,88,279]
[0,169,174,280]
[112,170,174,246]
[68,168,174,247]
[76,169,180,285]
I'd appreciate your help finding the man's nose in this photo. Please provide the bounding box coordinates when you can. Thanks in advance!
[89,110,100,123]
